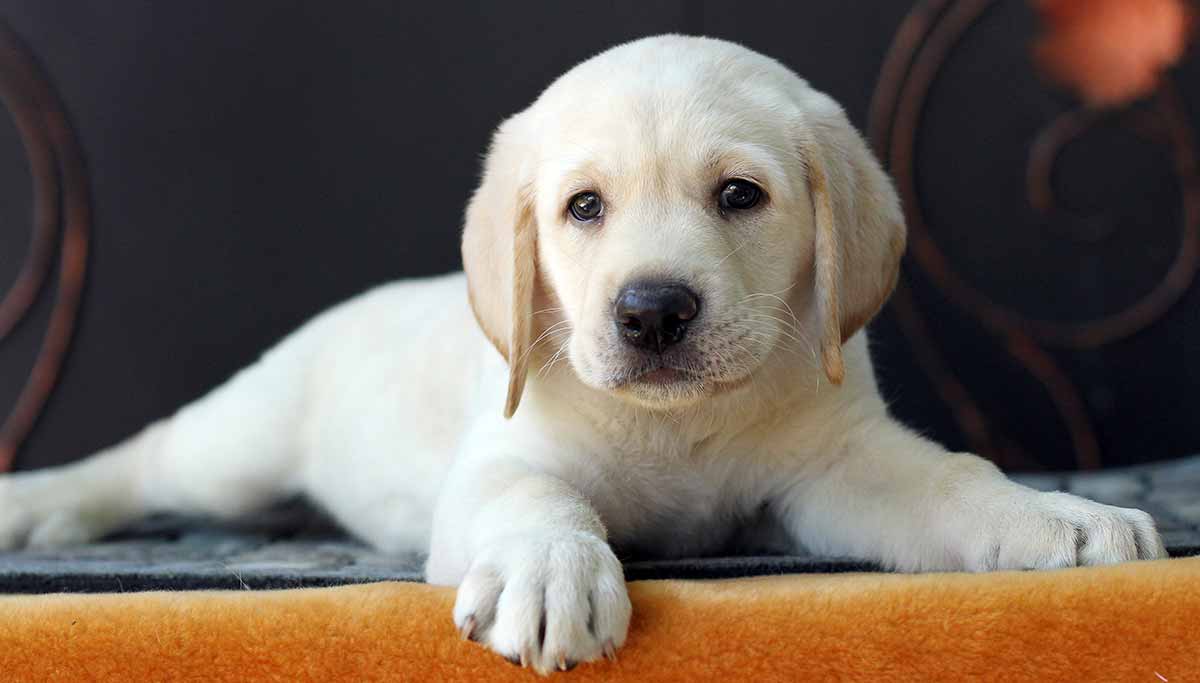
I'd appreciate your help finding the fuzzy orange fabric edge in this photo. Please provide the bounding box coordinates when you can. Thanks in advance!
[1,557,1197,682]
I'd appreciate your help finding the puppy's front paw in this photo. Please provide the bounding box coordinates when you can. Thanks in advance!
[453,532,631,674]
[958,490,1167,571]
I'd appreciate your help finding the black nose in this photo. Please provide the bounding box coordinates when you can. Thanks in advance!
[613,282,700,352]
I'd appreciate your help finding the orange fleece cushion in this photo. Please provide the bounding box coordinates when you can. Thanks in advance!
[1,557,1197,681]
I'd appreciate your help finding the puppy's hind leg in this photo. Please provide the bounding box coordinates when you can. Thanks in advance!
[0,337,316,550]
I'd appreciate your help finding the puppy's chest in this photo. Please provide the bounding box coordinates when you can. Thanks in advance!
[583,447,755,559]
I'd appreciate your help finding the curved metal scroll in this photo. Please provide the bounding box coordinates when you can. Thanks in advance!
[869,0,1198,469]
[0,20,91,473]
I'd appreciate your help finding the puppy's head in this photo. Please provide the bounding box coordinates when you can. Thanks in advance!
[462,36,905,416]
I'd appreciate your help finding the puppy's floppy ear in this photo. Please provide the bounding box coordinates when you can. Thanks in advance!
[799,92,906,385]
[462,112,537,418]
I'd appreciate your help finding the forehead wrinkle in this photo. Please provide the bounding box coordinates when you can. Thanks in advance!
[632,88,799,194]
[625,94,674,197]
[703,142,795,201]
[539,105,667,196]
[539,146,612,202]
[538,87,803,209]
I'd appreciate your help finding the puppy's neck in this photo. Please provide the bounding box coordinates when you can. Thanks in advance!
[526,347,828,455]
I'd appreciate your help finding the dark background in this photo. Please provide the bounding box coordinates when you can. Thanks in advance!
[2,1,1198,472]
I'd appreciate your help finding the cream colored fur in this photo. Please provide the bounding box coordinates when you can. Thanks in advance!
[0,36,1165,675]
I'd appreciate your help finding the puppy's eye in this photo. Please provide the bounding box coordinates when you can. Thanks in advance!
[718,180,762,211]
[568,192,604,222]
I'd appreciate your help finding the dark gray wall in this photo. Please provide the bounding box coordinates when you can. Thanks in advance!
[2,1,1197,471]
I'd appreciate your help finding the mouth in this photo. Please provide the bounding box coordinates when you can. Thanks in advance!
[611,361,704,390]
[633,367,694,385]
[598,327,765,400]
[607,356,755,403]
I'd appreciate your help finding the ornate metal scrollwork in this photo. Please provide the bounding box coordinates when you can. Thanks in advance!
[869,0,1198,469]
[0,20,91,472]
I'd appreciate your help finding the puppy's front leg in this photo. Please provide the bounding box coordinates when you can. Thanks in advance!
[777,417,1166,572]
[427,453,630,673]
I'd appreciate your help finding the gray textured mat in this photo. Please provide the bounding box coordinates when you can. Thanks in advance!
[2,456,1198,593]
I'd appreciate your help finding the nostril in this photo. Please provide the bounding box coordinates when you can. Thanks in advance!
[675,299,698,322]
[661,314,686,340]
[620,317,643,334]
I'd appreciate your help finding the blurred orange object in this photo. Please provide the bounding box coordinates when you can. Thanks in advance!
[1034,0,1193,106]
